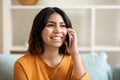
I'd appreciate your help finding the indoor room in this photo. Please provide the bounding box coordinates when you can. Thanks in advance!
[0,0,120,80]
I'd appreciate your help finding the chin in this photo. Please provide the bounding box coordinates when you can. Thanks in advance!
[53,44,62,48]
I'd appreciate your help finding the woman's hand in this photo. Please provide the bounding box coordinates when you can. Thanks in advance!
[66,28,87,79]
[66,28,79,56]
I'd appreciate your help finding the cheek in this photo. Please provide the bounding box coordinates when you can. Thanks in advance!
[63,29,67,36]
[41,28,49,40]
[63,30,67,39]
[42,28,52,36]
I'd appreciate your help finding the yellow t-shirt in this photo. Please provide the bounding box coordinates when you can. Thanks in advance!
[14,53,90,80]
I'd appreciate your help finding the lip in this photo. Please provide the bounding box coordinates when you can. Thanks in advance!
[51,36,63,39]
[50,35,63,41]
[52,36,61,39]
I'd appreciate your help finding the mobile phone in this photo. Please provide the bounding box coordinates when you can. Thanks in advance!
[65,33,71,48]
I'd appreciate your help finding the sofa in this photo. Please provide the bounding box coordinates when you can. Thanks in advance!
[0,52,119,80]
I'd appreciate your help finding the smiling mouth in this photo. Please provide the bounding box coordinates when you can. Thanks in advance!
[51,36,63,41]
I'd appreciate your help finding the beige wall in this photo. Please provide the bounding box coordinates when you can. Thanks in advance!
[0,0,3,53]
[12,0,117,5]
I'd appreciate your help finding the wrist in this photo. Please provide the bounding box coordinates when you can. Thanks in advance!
[70,50,80,57]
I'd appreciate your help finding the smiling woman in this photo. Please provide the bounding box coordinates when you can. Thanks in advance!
[13,7,90,80]
[42,13,67,48]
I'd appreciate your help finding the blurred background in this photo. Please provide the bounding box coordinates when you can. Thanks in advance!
[0,0,120,69]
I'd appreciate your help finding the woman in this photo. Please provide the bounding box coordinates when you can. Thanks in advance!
[14,7,90,80]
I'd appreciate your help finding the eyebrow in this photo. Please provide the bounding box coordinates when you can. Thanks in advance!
[47,21,65,24]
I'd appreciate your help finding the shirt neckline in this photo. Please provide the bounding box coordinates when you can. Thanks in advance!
[36,54,67,69]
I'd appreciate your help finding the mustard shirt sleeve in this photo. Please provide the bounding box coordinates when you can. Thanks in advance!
[14,61,27,80]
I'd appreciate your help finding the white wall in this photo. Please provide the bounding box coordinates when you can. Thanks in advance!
[12,0,117,5]
[107,52,120,70]
[116,10,120,46]
[0,0,3,53]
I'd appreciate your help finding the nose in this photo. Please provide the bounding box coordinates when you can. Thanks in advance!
[53,25,61,33]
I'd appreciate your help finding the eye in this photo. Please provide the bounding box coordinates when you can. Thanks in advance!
[46,24,54,27]
[60,24,66,27]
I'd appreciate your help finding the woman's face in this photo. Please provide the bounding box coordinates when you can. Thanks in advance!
[42,12,67,48]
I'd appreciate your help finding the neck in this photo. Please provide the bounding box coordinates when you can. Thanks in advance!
[43,49,59,59]
[40,45,61,59]
[39,46,63,67]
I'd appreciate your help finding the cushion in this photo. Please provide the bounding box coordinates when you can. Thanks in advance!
[0,52,111,80]
[0,54,23,80]
[81,52,111,80]
[113,64,120,80]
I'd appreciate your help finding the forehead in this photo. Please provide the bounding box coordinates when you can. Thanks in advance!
[47,13,64,22]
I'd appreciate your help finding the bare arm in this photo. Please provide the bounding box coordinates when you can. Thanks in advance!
[67,28,86,79]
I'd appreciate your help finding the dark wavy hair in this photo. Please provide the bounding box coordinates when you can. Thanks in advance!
[28,7,72,55]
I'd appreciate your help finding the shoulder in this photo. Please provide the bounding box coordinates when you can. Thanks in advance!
[64,54,72,60]
[63,54,73,65]
[17,53,33,60]
[14,53,37,76]
[15,53,35,66]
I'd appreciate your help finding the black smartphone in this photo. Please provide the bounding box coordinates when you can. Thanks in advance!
[65,33,71,48]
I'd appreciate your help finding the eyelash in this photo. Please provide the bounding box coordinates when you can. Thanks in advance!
[46,24,54,27]
[60,25,66,27]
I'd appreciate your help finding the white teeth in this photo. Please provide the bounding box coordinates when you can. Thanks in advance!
[52,37,61,40]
